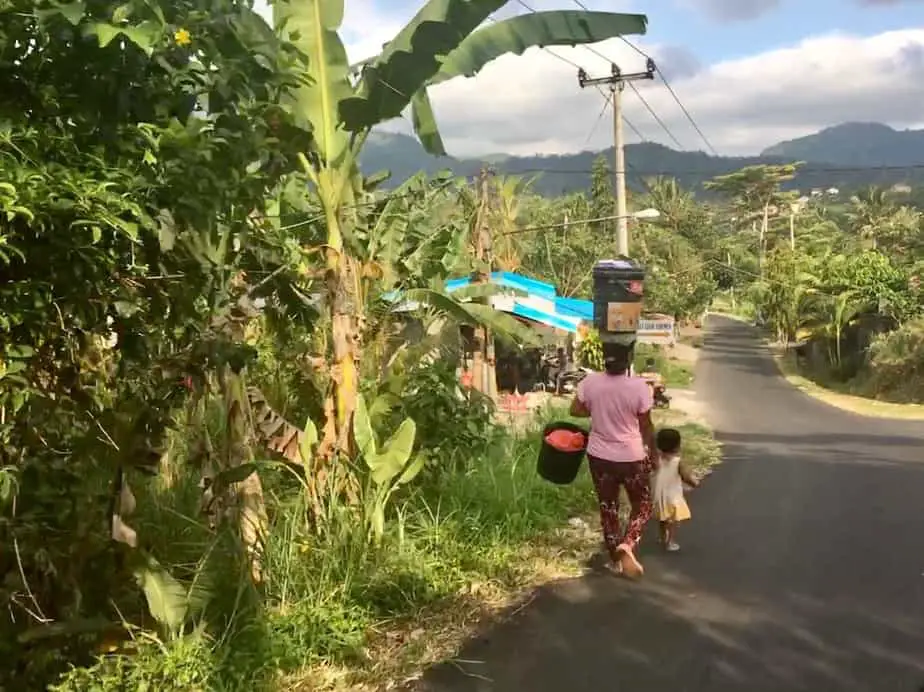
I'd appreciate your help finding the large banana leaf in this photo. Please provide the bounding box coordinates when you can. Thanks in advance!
[340,0,508,132]
[433,11,646,84]
[410,89,445,158]
[412,10,647,155]
[405,288,540,346]
[274,0,353,167]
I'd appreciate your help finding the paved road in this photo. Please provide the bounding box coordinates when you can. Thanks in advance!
[413,315,924,692]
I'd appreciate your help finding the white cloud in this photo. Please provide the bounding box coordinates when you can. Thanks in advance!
[252,3,924,158]
[415,28,924,157]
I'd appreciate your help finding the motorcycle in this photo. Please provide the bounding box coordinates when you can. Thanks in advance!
[536,354,590,395]
[642,375,671,409]
[652,382,671,409]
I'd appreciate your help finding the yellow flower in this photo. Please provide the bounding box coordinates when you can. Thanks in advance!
[174,28,191,46]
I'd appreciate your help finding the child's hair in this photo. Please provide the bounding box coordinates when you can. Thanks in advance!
[645,357,656,370]
[655,427,682,454]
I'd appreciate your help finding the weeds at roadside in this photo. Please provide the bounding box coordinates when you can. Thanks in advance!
[52,401,719,692]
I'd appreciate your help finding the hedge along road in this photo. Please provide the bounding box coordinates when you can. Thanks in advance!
[411,315,924,692]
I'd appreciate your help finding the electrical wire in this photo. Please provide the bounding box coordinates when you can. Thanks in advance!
[515,0,685,149]
[269,159,924,231]
[486,162,924,176]
[561,0,686,149]
[624,81,684,149]
[498,211,657,236]
[612,32,720,157]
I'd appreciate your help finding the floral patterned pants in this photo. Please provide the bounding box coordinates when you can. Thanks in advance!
[587,455,653,562]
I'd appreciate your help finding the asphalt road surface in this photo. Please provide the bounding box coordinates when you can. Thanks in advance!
[412,315,924,692]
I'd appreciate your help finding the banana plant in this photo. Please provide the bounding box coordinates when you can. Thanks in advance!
[353,393,423,541]
[271,0,648,461]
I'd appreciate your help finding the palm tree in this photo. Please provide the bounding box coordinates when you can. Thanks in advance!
[491,175,533,272]
[848,186,894,250]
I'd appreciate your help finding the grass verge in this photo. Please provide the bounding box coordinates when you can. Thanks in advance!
[635,343,695,389]
[773,350,924,421]
[54,408,720,692]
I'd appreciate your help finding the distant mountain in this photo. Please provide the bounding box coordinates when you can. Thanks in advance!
[761,122,924,168]
[359,124,924,197]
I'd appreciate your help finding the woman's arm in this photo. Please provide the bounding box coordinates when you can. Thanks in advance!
[638,409,656,462]
[570,395,590,418]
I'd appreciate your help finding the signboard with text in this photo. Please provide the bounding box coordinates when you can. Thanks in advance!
[637,315,676,345]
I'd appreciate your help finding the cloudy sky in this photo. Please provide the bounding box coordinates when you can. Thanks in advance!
[255,0,924,158]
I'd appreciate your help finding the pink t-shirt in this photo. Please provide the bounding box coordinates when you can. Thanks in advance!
[576,373,653,462]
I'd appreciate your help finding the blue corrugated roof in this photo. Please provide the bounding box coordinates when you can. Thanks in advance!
[444,271,557,299]
[554,296,594,321]
[387,271,593,334]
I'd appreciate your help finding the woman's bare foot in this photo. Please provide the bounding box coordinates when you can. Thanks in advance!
[617,544,644,578]
[604,561,624,578]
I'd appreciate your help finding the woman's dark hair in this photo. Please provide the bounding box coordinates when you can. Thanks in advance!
[602,341,633,375]
[656,428,682,454]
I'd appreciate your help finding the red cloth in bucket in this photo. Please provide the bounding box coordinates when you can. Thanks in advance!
[544,429,587,452]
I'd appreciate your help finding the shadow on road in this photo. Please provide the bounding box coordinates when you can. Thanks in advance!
[409,563,924,691]
[406,316,924,692]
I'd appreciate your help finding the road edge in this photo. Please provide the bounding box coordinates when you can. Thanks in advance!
[707,311,924,421]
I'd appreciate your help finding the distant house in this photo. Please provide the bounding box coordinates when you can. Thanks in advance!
[826,187,839,196]
[811,188,823,197]
[891,183,912,194]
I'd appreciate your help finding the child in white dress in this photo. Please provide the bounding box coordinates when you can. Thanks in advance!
[652,428,699,552]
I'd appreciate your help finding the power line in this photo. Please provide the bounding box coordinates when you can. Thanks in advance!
[562,0,686,150]
[499,212,657,236]
[524,0,684,150]
[624,81,684,150]
[486,163,924,176]
[613,33,720,156]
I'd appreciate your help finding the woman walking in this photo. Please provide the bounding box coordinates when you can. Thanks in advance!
[570,341,656,578]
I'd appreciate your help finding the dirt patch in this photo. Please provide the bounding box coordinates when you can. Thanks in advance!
[662,388,709,426]
[668,341,700,367]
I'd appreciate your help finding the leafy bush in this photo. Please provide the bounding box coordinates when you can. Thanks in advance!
[48,423,597,690]
[577,329,604,370]
[385,361,501,470]
[864,318,924,402]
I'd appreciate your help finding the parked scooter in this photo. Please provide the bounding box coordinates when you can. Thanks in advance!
[651,381,671,409]
[639,358,671,409]
[537,350,589,395]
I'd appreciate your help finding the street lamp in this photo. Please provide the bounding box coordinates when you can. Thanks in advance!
[630,208,660,220]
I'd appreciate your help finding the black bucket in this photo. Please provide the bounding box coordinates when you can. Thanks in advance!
[537,421,589,485]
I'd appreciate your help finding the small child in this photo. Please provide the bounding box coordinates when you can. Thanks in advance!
[651,428,699,552]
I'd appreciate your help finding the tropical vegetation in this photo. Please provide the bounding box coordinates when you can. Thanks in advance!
[0,1,715,689]
[5,0,921,688]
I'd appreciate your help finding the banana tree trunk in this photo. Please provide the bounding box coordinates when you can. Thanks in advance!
[221,367,268,584]
[320,204,360,462]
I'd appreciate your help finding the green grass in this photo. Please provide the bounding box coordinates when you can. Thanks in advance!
[635,343,694,388]
[55,408,720,691]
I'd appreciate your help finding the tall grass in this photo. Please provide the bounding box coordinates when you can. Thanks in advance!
[53,393,719,691]
[53,420,597,691]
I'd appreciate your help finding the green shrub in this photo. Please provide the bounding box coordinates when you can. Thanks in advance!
[864,318,924,402]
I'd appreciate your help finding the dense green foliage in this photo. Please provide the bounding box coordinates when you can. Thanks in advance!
[708,172,924,400]
[0,1,685,689]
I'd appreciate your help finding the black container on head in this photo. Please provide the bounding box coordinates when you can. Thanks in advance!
[592,259,646,342]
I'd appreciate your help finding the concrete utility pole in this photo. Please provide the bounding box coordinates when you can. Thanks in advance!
[578,59,656,256]
[471,167,497,401]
